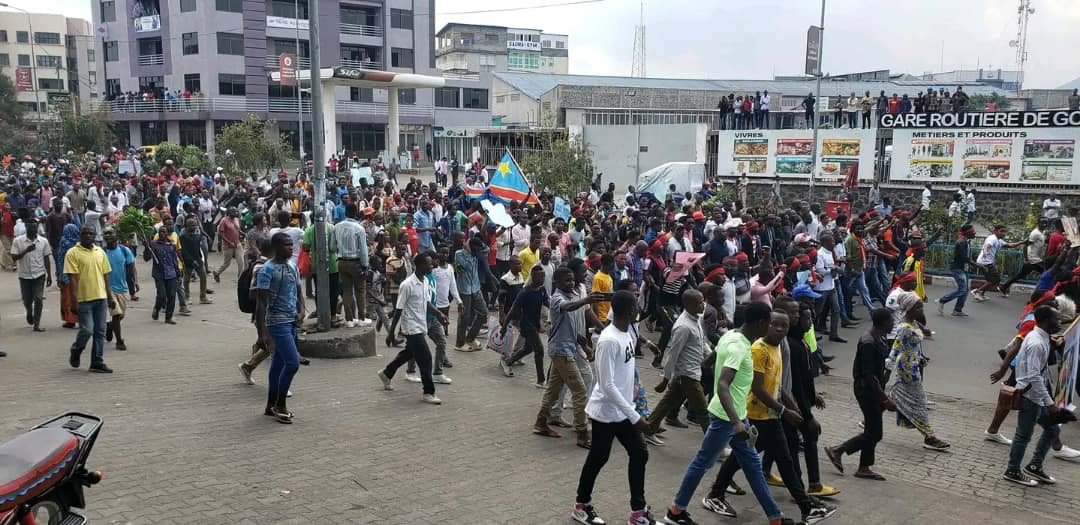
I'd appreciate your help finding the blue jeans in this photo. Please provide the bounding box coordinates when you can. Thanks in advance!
[1007,398,1060,471]
[267,322,301,403]
[848,270,874,309]
[73,299,108,366]
[672,416,782,520]
[938,270,969,312]
[864,265,887,304]
[876,258,891,295]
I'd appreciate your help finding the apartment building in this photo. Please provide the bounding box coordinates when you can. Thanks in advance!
[0,11,95,115]
[92,0,436,158]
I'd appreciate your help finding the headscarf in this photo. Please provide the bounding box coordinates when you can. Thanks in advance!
[896,291,922,315]
[57,223,80,283]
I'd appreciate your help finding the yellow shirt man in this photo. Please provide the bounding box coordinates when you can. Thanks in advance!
[518,245,541,281]
[592,269,613,322]
[745,338,783,420]
[63,244,112,302]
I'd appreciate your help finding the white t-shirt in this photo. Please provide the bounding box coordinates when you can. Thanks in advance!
[395,273,431,336]
[1026,229,1046,264]
[431,265,460,308]
[1043,199,1062,219]
[268,226,304,266]
[813,249,836,291]
[10,235,51,279]
[976,234,1004,266]
[585,324,640,424]
[921,188,931,210]
[966,192,976,212]
[84,210,104,242]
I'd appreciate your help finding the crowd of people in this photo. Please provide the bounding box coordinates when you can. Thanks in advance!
[3,148,1080,524]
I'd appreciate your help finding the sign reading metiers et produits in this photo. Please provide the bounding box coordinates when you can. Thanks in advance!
[880,110,1080,129]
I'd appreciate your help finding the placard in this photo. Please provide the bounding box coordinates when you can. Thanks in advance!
[715,129,876,181]
[1056,316,1080,411]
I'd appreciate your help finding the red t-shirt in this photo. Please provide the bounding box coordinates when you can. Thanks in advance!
[1047,231,1067,259]
[888,98,900,113]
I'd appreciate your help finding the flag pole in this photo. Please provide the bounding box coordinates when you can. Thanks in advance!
[504,147,538,206]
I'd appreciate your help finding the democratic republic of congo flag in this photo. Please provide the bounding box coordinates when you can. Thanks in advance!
[488,151,539,205]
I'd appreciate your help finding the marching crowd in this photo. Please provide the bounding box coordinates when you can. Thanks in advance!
[3,148,1080,525]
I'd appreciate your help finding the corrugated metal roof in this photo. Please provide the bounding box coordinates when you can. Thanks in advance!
[493,71,1011,101]
[1059,76,1080,91]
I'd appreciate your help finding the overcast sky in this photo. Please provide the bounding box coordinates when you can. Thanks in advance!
[8,0,1078,88]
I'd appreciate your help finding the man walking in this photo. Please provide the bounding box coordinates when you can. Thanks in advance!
[643,289,710,443]
[65,224,116,373]
[103,229,135,351]
[1000,220,1047,296]
[254,232,305,423]
[937,224,974,316]
[10,216,52,332]
[454,235,488,351]
[213,207,244,282]
[377,252,447,405]
[971,225,1026,301]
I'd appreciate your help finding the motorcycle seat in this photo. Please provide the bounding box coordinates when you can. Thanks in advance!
[0,428,79,512]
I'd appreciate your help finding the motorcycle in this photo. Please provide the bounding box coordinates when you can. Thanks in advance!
[0,413,103,525]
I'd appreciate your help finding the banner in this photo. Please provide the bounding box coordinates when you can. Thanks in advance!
[15,68,32,92]
[880,110,1080,129]
[715,129,876,181]
[1056,317,1079,411]
[279,53,297,86]
[488,150,539,205]
[553,197,571,221]
[890,127,1080,184]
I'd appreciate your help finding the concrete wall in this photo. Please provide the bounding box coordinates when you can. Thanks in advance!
[492,75,539,125]
[583,123,708,193]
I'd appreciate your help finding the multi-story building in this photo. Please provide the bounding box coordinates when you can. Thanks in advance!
[429,23,568,162]
[92,0,437,158]
[0,12,95,116]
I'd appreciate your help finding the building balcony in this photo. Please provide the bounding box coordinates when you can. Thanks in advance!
[339,58,382,70]
[137,54,164,66]
[133,15,161,34]
[340,23,382,37]
[441,71,480,81]
[265,55,311,69]
[92,97,435,120]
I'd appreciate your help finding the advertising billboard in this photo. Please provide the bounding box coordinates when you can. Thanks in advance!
[715,128,877,181]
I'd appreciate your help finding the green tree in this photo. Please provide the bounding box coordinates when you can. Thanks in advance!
[214,115,291,176]
[53,105,115,154]
[154,141,184,165]
[519,139,595,199]
[968,92,1012,111]
[0,74,33,155]
[181,145,210,172]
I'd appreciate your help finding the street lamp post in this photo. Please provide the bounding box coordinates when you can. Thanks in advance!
[294,0,305,161]
[308,0,331,331]
[1,3,42,114]
[808,0,825,202]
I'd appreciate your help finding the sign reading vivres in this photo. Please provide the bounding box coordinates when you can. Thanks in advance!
[880,110,1080,129]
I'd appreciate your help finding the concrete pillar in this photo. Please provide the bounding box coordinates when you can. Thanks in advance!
[205,120,216,157]
[320,81,337,165]
[387,86,399,167]
[166,121,180,144]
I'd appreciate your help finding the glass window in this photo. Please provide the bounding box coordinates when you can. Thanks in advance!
[398,88,415,105]
[391,48,413,68]
[218,73,246,96]
[435,87,459,108]
[350,87,373,102]
[0,54,7,66]
[184,73,201,93]
[217,32,244,55]
[104,41,118,61]
[556,41,565,49]
[36,55,61,68]
[216,0,242,12]
[183,32,199,55]
[180,0,197,12]
[38,78,64,91]
[0,30,7,42]
[141,122,167,146]
[340,6,377,26]
[101,1,116,22]
[390,9,413,30]
[269,0,308,18]
[34,32,61,45]
[138,76,163,92]
[138,38,163,56]
[17,54,30,66]
[87,49,95,62]
[105,79,121,97]
[179,121,206,148]
[486,33,499,42]
[462,88,488,109]
[16,31,29,43]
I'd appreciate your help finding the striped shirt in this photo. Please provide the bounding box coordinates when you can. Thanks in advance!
[332,218,368,264]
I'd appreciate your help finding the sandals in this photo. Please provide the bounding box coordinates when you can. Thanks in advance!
[264,407,294,424]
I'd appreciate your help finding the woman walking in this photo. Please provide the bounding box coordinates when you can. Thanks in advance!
[56,224,81,328]
[887,292,950,451]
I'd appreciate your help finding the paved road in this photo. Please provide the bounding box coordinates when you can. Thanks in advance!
[1,259,1077,524]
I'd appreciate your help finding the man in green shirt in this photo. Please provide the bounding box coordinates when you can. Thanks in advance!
[302,221,339,322]
[663,302,799,525]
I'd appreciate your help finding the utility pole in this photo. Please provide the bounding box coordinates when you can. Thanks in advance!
[294,0,305,161]
[808,0,825,202]
[308,0,330,331]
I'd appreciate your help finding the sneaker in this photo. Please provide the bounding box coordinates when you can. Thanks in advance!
[405,372,422,383]
[432,374,453,384]
[345,319,357,328]
[358,318,373,326]
[377,370,393,391]
[286,390,293,398]
[499,359,514,377]
[88,364,113,374]
[662,508,697,525]
[571,503,606,525]
[951,311,969,317]
[179,308,192,316]
[628,508,656,525]
[1024,464,1056,484]
[534,381,546,389]
[422,394,442,405]
[701,497,736,518]
[936,300,945,316]
[922,436,950,451]
[643,433,665,446]
[983,431,1012,445]
[468,340,483,351]
[803,504,837,524]
[1002,468,1038,486]
[971,291,987,302]
[238,363,255,385]
[1053,445,1080,462]
[1000,289,1011,298]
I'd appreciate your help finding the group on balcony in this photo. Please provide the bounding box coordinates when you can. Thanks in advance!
[105,88,205,112]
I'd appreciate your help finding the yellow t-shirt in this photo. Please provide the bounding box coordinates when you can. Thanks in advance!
[592,270,613,322]
[746,338,782,420]
[519,246,541,281]
[63,244,112,302]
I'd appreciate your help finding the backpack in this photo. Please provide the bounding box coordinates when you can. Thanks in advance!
[237,260,256,313]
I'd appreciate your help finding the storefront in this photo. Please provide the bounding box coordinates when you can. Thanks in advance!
[433,126,479,164]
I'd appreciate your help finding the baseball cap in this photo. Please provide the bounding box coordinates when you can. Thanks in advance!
[791,284,822,300]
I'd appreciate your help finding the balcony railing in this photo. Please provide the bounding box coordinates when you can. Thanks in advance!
[339,58,382,69]
[441,71,480,81]
[137,54,164,66]
[340,23,382,37]
[92,97,435,119]
[264,55,311,69]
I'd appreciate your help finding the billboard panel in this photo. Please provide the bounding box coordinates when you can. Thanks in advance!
[715,128,877,181]
[891,127,1080,183]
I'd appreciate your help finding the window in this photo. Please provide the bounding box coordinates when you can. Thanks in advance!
[67,57,78,70]
[390,47,413,68]
[340,6,377,26]
[495,95,506,104]
[180,0,197,12]
[216,0,242,12]
[462,88,488,109]
[38,78,64,91]
[217,32,244,55]
[485,33,499,42]
[101,1,116,22]
[105,79,121,97]
[269,0,308,18]
[34,32,61,45]
[179,121,206,148]
[138,75,163,92]
[37,55,61,68]
[218,73,245,95]
[542,40,551,48]
[479,55,496,67]
[542,101,551,111]
[390,9,413,29]
[507,51,539,70]
[17,54,30,66]
[138,38,163,56]
[18,102,40,112]
[0,30,7,42]
[17,31,29,44]
[182,32,199,55]
[398,88,415,105]
[89,71,97,84]
[140,122,167,146]
[104,41,118,61]
[184,73,201,93]
[0,54,8,66]
[556,41,565,49]
[510,93,520,102]
[434,87,459,108]
[67,36,76,49]
[350,87,373,102]
[87,49,95,62]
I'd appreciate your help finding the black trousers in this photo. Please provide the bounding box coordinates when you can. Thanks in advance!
[507,328,546,384]
[1001,262,1045,290]
[838,392,884,468]
[762,409,821,486]
[383,333,435,395]
[710,418,814,516]
[576,418,649,512]
[19,276,45,327]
